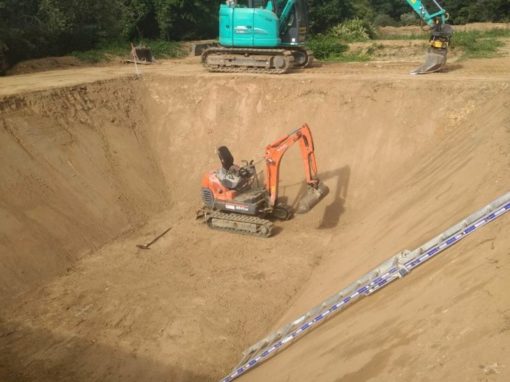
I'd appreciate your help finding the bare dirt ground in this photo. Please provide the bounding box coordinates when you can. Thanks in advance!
[1,42,509,382]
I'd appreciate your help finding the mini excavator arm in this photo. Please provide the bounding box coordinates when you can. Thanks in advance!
[405,0,453,45]
[264,123,320,208]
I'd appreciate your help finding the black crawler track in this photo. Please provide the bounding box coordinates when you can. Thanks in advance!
[200,209,273,238]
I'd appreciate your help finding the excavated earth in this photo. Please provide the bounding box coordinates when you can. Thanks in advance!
[0,54,509,382]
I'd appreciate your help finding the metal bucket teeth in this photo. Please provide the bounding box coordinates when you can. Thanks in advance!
[296,182,329,214]
[411,48,448,75]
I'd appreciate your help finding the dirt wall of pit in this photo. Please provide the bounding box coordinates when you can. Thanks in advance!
[143,74,510,216]
[0,79,170,297]
[141,74,510,381]
[0,70,509,382]
[237,77,510,381]
[1,75,463,298]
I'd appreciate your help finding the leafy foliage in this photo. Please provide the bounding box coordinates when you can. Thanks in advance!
[70,39,185,63]
[306,34,348,59]
[451,30,510,58]
[373,13,398,27]
[399,12,418,26]
[0,0,509,73]
[330,18,377,42]
[445,0,510,24]
[0,0,218,72]
[307,0,356,34]
[155,0,218,40]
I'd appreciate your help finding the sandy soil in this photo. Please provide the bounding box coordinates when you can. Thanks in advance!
[0,48,509,382]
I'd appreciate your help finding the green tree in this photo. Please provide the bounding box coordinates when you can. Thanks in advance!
[0,0,46,69]
[153,0,218,40]
[38,0,125,50]
[2,0,510,75]
[445,0,510,24]
[123,0,159,40]
[307,0,356,34]
[368,0,408,21]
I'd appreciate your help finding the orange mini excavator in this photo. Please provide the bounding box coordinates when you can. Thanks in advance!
[197,123,328,237]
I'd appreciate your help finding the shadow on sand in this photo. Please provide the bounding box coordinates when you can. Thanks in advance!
[288,166,351,230]
[0,318,213,382]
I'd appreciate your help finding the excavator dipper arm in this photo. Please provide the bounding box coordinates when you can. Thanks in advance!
[405,0,448,26]
[264,123,321,209]
[405,0,453,74]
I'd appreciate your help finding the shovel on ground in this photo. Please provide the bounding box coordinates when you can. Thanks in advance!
[136,227,172,250]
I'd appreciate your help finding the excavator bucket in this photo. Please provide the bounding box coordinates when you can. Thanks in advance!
[296,182,329,214]
[126,43,154,65]
[133,47,153,63]
[411,48,448,75]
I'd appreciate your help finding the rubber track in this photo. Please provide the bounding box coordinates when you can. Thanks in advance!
[205,210,273,238]
[289,48,314,68]
[202,48,293,75]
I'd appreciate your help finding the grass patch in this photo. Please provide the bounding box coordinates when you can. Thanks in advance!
[306,35,377,62]
[71,40,186,63]
[378,28,510,58]
[378,28,510,40]
[378,33,428,40]
[306,33,371,62]
[329,52,371,62]
[306,35,349,60]
[330,18,378,42]
[451,30,509,58]
[306,34,376,62]
[476,28,510,38]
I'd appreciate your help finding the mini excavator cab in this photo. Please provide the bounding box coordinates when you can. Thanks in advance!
[216,146,256,191]
[198,124,328,237]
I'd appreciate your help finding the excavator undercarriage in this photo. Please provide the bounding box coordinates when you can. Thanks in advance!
[202,47,313,74]
[199,209,274,237]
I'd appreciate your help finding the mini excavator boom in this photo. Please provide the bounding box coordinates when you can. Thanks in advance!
[264,124,324,213]
[197,123,328,237]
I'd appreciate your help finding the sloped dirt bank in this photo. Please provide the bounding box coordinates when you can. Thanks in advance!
[1,70,509,381]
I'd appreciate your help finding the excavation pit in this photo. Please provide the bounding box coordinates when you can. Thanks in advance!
[1,68,509,382]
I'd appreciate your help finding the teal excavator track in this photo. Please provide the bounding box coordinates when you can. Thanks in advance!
[202,47,313,74]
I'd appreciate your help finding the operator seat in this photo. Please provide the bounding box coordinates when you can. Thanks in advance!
[217,146,243,190]
[218,146,234,171]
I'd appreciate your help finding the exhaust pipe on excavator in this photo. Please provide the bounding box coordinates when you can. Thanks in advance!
[296,182,329,214]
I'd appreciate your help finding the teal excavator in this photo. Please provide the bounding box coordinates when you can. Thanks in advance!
[202,0,312,74]
[202,0,452,74]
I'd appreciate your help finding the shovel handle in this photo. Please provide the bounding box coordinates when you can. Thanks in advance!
[137,227,172,250]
